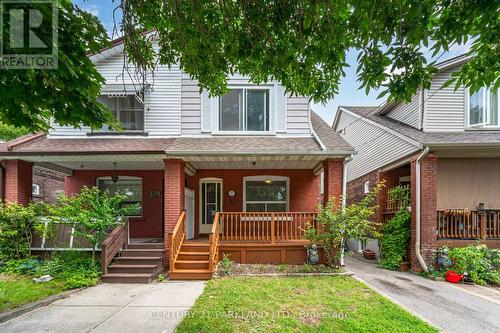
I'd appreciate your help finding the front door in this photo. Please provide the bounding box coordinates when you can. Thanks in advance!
[199,179,222,234]
[184,188,195,239]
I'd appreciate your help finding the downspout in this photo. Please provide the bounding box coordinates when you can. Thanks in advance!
[339,155,353,266]
[415,146,430,272]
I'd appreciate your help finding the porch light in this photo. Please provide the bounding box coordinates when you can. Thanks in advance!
[265,180,272,184]
[478,202,485,211]
[111,162,119,183]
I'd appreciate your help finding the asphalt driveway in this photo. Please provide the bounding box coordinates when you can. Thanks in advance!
[0,281,205,333]
[346,255,500,333]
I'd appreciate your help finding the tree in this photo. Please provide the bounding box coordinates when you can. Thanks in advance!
[50,186,134,262]
[123,0,499,103]
[304,182,384,267]
[0,0,116,132]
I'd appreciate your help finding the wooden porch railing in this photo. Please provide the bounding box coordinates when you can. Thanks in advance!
[168,211,186,272]
[208,212,220,271]
[437,209,500,239]
[220,212,317,243]
[101,219,129,274]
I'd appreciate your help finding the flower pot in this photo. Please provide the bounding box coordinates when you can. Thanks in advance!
[362,249,376,260]
[445,270,463,284]
[400,262,410,272]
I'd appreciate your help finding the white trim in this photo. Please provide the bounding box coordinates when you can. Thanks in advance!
[243,175,290,212]
[199,178,223,234]
[465,87,500,129]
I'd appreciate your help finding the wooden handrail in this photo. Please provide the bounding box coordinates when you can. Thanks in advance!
[101,219,129,275]
[168,211,186,272]
[220,212,317,243]
[436,209,500,240]
[208,212,220,272]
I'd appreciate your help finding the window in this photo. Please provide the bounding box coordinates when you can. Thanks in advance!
[220,89,269,131]
[244,176,288,212]
[468,87,499,127]
[320,172,324,195]
[363,180,370,195]
[98,177,143,216]
[32,184,41,197]
[96,95,144,132]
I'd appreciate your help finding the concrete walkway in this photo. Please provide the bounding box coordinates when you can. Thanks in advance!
[347,255,500,333]
[0,281,205,333]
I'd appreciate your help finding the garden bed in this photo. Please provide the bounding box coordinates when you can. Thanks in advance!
[215,263,344,278]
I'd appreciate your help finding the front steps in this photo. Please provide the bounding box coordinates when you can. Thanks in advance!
[169,241,213,280]
[101,243,164,283]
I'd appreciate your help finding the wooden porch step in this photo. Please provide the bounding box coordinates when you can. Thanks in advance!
[108,264,158,274]
[175,260,209,270]
[127,243,164,249]
[120,249,165,257]
[101,273,155,283]
[168,269,213,280]
[113,256,163,266]
[177,251,210,261]
[180,244,210,252]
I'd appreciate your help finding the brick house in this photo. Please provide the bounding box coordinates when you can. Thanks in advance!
[0,37,353,281]
[333,54,500,272]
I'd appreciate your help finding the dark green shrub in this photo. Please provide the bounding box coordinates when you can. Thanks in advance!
[1,258,43,275]
[379,210,411,270]
[447,244,500,285]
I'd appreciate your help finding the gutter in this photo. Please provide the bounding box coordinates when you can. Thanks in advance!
[415,146,430,272]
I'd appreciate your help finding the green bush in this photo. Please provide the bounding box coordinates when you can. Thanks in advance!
[1,258,43,275]
[379,210,411,270]
[447,244,500,285]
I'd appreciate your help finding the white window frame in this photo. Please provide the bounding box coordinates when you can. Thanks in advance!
[32,184,41,196]
[363,180,370,195]
[212,85,275,135]
[95,92,146,133]
[96,176,143,217]
[466,87,500,129]
[243,175,289,212]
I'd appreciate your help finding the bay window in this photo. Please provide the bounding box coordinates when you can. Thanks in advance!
[220,88,269,131]
[468,87,499,127]
[96,94,144,132]
[244,176,288,212]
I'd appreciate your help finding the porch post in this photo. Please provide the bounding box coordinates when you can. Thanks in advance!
[322,159,344,205]
[410,154,438,272]
[164,159,185,267]
[2,159,33,206]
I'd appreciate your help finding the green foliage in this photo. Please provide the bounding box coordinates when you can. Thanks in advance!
[0,203,48,260]
[123,0,499,104]
[379,210,411,270]
[219,254,233,276]
[0,0,116,131]
[49,186,134,261]
[304,182,384,267]
[157,274,166,282]
[446,244,500,286]
[0,123,30,141]
[1,258,43,275]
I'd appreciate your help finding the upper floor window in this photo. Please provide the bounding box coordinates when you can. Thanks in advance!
[96,94,144,133]
[220,89,269,131]
[469,87,499,128]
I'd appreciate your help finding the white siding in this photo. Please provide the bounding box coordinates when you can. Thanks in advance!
[181,76,202,135]
[385,91,421,129]
[424,67,465,132]
[336,111,419,182]
[49,121,90,137]
[286,96,310,135]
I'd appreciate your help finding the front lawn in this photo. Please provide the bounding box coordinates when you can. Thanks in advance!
[176,276,436,333]
[0,273,65,311]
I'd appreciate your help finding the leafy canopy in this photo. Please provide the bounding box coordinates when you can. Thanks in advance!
[0,0,115,131]
[123,0,499,103]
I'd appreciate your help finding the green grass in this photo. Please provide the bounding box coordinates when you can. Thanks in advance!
[176,276,437,333]
[0,274,65,312]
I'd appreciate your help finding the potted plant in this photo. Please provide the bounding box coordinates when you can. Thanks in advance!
[400,258,410,272]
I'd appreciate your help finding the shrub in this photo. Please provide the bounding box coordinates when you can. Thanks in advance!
[447,244,500,285]
[1,258,43,275]
[379,210,411,270]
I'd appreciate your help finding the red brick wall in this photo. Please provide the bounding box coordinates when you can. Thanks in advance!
[410,154,438,272]
[322,159,344,205]
[64,169,164,238]
[32,166,65,203]
[164,159,185,266]
[186,169,321,236]
[2,159,32,206]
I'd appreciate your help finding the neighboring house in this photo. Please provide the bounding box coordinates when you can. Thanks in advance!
[333,54,500,272]
[0,37,353,281]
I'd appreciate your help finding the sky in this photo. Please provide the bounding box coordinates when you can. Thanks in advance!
[74,0,471,125]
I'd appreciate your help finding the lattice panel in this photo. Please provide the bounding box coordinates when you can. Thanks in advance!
[245,250,281,264]
[222,250,241,263]
[285,249,307,264]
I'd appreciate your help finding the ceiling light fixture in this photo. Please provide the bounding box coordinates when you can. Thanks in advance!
[111,162,119,183]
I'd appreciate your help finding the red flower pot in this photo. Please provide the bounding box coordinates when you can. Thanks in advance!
[362,249,376,260]
[445,270,463,284]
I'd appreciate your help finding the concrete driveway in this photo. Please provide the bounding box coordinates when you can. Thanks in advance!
[347,255,500,333]
[0,281,205,333]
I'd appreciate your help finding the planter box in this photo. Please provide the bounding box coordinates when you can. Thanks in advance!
[362,249,376,260]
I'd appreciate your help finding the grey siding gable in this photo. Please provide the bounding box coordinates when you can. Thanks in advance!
[385,91,421,129]
[286,96,310,135]
[424,67,465,132]
[335,110,420,182]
